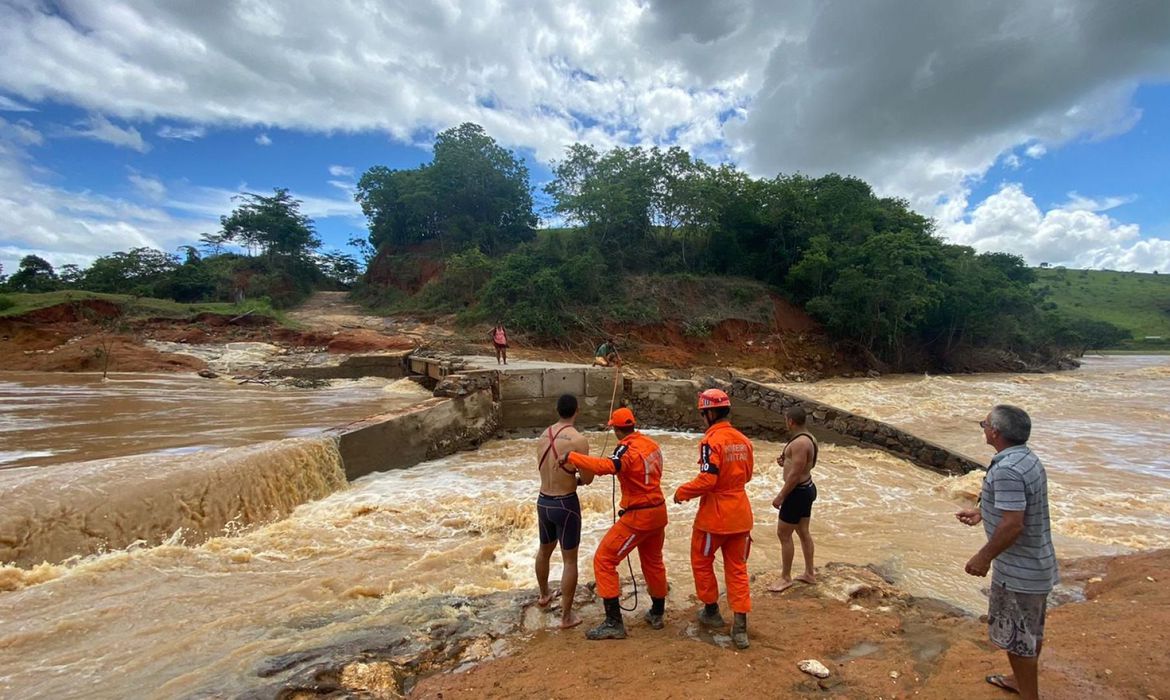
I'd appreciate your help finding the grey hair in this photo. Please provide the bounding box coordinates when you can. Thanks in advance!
[989,405,1031,445]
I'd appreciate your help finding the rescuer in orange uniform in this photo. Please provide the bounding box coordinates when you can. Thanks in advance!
[560,407,668,640]
[672,388,755,649]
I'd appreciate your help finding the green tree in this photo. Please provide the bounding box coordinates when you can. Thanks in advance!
[220,188,321,260]
[58,264,84,287]
[82,248,179,294]
[198,231,229,256]
[315,250,361,287]
[8,255,59,292]
[545,144,654,255]
[355,123,535,255]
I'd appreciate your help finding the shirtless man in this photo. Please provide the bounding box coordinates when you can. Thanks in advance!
[768,406,818,593]
[534,394,594,629]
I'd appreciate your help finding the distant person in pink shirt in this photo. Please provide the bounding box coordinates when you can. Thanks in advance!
[491,323,509,365]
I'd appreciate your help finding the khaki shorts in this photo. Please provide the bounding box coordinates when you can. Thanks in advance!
[987,582,1048,657]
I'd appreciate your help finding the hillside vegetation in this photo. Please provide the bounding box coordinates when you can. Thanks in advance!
[353,124,1126,371]
[2,122,1148,371]
[0,291,284,323]
[1036,269,1170,350]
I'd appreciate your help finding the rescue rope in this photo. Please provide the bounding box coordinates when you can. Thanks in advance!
[600,363,640,613]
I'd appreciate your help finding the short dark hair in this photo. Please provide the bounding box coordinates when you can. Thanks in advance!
[556,394,578,419]
[989,404,1031,445]
[785,406,807,426]
[704,406,730,421]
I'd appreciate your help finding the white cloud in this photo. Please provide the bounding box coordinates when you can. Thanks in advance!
[0,154,210,275]
[0,0,1161,207]
[0,116,42,146]
[1059,192,1137,213]
[62,114,150,152]
[164,184,361,226]
[0,0,1167,269]
[128,172,166,200]
[328,165,354,178]
[157,124,206,140]
[940,183,1170,271]
[0,94,35,112]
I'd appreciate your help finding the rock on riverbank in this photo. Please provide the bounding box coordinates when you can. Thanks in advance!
[285,549,1167,700]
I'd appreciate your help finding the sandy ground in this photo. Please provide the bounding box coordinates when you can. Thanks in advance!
[412,549,1169,700]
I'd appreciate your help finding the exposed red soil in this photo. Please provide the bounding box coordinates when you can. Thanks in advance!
[493,296,859,375]
[413,549,1170,700]
[0,301,416,373]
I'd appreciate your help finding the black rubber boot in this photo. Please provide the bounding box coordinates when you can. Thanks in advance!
[586,597,627,640]
[643,596,666,630]
[697,602,726,628]
[731,612,749,649]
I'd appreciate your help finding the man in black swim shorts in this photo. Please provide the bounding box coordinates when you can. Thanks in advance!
[769,406,818,593]
[534,394,593,629]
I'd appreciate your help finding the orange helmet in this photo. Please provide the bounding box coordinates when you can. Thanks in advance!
[607,407,636,428]
[697,388,731,410]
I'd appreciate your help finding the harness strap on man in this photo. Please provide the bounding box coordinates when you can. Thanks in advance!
[540,424,578,476]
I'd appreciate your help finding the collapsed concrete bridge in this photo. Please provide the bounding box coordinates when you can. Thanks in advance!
[1,352,982,567]
[331,351,982,481]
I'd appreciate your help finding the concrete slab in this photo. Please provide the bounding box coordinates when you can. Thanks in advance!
[460,355,591,371]
[543,368,585,396]
[585,368,621,398]
[333,391,498,479]
[498,371,544,400]
[499,395,611,429]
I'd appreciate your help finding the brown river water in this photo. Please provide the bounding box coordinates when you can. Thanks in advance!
[0,372,434,470]
[0,356,1166,698]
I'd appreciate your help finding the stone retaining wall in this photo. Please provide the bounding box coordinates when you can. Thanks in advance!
[626,375,981,475]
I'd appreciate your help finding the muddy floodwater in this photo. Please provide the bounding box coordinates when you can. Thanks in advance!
[0,355,1166,698]
[0,372,432,470]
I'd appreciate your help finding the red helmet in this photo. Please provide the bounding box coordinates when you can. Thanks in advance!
[697,388,731,410]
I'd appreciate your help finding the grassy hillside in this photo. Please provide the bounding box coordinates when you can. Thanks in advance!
[1035,268,1170,350]
[0,291,285,323]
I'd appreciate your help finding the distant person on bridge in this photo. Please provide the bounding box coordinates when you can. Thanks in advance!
[491,323,509,365]
[534,394,594,629]
[768,406,819,593]
[592,338,621,367]
[672,388,756,649]
[559,407,669,640]
[956,405,1058,700]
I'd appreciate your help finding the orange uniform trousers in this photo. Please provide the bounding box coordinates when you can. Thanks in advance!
[594,520,668,600]
[690,528,752,613]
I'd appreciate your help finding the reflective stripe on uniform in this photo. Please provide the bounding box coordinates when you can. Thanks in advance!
[612,444,628,473]
[699,444,719,475]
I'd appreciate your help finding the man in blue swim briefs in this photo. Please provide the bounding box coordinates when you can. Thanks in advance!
[769,406,818,593]
[534,394,594,629]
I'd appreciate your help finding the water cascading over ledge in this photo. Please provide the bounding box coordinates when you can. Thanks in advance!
[0,437,346,568]
[0,387,500,567]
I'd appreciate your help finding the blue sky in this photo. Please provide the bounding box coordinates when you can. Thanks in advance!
[1,0,1169,275]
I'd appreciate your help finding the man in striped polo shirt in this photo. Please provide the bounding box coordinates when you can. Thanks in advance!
[957,404,1057,700]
